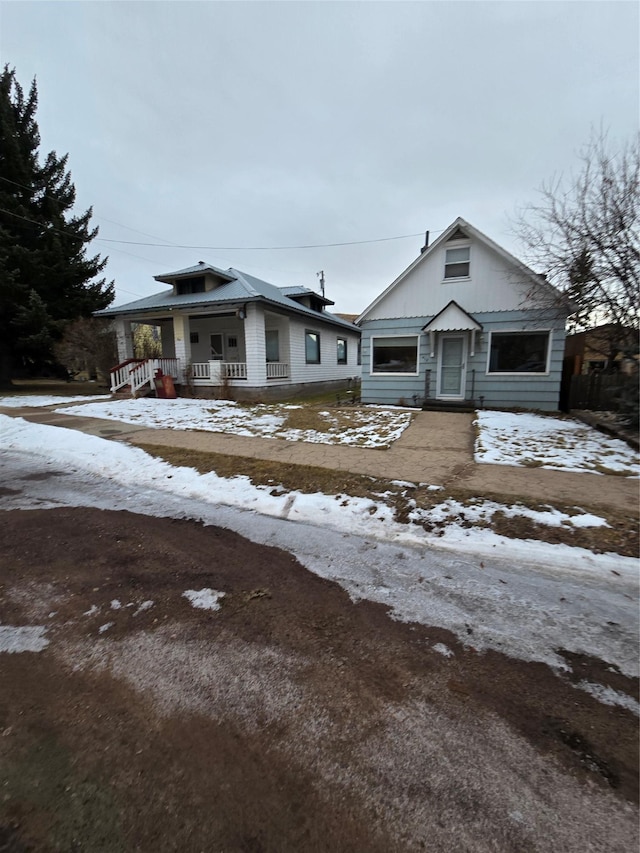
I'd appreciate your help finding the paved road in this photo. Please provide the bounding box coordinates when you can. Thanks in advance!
[1,443,637,677]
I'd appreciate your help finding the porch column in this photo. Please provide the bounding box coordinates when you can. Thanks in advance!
[244,302,267,385]
[172,314,192,381]
[114,318,134,362]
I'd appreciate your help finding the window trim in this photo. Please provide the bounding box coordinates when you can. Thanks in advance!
[370,334,420,376]
[336,336,348,365]
[305,329,321,364]
[486,329,552,376]
[443,245,471,281]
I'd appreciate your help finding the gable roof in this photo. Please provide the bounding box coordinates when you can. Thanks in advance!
[422,300,482,332]
[357,216,565,323]
[96,265,358,330]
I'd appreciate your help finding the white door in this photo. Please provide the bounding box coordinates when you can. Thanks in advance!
[437,335,467,398]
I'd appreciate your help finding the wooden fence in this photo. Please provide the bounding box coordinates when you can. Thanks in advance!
[568,372,637,411]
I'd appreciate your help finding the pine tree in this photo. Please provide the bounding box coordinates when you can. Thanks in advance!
[0,65,114,385]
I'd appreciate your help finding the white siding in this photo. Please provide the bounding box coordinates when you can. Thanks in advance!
[365,237,547,321]
[288,316,361,385]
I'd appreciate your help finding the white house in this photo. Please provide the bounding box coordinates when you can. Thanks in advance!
[357,218,572,411]
[97,263,361,399]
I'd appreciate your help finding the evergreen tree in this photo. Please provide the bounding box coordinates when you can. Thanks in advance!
[0,65,114,385]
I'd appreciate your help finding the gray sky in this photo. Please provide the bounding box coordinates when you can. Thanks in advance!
[1,1,638,313]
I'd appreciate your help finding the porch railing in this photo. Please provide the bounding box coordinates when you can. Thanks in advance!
[267,362,289,379]
[110,358,179,395]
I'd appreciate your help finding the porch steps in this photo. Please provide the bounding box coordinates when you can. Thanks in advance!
[421,400,477,413]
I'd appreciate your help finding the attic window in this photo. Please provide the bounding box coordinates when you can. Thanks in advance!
[176,276,205,295]
[444,247,470,279]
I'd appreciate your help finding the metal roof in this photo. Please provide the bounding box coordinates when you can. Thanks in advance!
[154,262,237,283]
[96,266,359,330]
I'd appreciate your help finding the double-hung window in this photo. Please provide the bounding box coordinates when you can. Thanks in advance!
[444,247,470,279]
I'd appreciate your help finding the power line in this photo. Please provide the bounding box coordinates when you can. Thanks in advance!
[0,176,439,251]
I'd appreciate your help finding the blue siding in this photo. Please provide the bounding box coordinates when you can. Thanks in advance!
[360,311,566,411]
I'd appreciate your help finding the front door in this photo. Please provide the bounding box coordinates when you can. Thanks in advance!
[437,335,466,399]
[210,333,224,360]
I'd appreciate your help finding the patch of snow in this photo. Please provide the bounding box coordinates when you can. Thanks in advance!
[475,411,639,477]
[0,394,110,408]
[133,600,154,616]
[83,604,99,616]
[576,681,640,716]
[0,625,49,653]
[98,622,114,634]
[183,589,225,611]
[111,599,122,609]
[432,643,454,657]
[569,513,609,529]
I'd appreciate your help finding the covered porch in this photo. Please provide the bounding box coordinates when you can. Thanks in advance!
[110,303,291,395]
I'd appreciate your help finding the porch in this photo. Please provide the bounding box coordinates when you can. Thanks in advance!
[110,357,290,395]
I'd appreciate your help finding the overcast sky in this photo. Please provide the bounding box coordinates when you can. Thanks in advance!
[1,1,638,313]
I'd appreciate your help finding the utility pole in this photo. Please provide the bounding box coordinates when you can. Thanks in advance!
[316,270,325,298]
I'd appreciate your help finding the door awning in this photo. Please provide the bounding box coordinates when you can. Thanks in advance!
[422,300,482,333]
[422,301,482,357]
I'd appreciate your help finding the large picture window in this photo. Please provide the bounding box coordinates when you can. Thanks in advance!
[488,332,550,373]
[372,336,418,374]
[305,330,321,364]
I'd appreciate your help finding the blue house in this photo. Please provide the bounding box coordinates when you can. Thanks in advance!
[357,218,572,411]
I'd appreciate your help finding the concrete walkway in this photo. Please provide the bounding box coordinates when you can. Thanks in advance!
[3,404,638,517]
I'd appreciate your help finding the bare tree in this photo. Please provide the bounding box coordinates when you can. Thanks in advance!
[512,130,639,366]
[54,317,117,384]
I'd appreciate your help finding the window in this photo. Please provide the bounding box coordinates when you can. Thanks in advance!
[488,332,550,373]
[227,336,238,349]
[372,336,418,374]
[176,276,205,295]
[305,330,321,364]
[357,339,362,366]
[444,247,470,279]
[266,329,280,362]
[190,332,199,344]
[337,337,347,364]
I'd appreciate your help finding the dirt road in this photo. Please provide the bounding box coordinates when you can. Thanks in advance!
[1,506,637,852]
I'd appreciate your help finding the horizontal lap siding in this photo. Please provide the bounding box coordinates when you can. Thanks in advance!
[288,317,361,385]
[360,319,425,405]
[361,312,566,410]
[469,312,565,411]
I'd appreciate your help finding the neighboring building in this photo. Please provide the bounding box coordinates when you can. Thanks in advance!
[564,324,639,375]
[96,263,361,399]
[357,217,572,411]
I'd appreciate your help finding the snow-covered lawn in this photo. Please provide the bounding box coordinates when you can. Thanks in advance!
[53,397,412,449]
[475,411,639,477]
[2,393,638,474]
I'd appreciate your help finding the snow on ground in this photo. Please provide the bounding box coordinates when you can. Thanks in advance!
[475,410,639,477]
[54,397,412,448]
[3,394,636,472]
[0,625,49,653]
[0,414,635,585]
[183,589,226,611]
[0,394,110,407]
